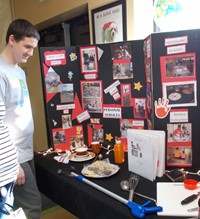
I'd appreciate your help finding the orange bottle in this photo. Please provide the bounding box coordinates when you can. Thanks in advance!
[114,138,124,164]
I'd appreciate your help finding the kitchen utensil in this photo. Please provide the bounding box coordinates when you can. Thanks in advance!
[184,179,199,190]
[186,170,200,176]
[188,207,199,212]
[92,153,103,163]
[181,192,200,205]
[120,180,157,203]
[128,174,139,201]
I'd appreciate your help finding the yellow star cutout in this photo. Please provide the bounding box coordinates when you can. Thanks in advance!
[106,133,113,142]
[69,52,77,61]
[134,81,143,91]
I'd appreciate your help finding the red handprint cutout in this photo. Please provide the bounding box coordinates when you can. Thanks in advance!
[154,97,171,119]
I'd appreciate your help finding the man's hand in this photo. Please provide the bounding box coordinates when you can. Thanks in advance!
[16,165,25,185]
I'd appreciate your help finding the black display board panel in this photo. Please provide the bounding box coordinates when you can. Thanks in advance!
[151,29,200,167]
[39,46,80,147]
[39,40,146,149]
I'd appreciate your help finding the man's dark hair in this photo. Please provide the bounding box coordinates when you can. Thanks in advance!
[6,19,40,43]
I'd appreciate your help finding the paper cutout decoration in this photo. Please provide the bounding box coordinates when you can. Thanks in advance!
[68,71,74,81]
[69,52,77,61]
[154,97,171,119]
[134,81,143,91]
[106,133,113,142]
[72,93,84,120]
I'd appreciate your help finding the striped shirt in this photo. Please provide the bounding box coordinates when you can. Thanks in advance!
[0,99,19,187]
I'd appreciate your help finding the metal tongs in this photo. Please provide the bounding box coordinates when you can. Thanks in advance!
[128,173,139,201]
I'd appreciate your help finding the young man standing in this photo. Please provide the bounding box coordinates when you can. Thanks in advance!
[0,19,41,219]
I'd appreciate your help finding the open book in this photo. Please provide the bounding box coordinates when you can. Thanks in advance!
[127,129,166,181]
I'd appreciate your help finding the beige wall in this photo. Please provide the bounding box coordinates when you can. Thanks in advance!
[9,0,135,151]
[0,0,12,51]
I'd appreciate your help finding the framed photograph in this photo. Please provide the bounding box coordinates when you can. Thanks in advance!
[160,53,196,83]
[80,46,98,74]
[92,0,127,44]
[163,81,197,107]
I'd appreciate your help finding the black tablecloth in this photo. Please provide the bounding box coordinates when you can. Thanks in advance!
[34,152,195,219]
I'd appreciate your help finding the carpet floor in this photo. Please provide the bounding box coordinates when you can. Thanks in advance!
[41,206,78,219]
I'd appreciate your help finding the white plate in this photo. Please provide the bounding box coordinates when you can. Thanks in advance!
[81,161,120,178]
[168,92,182,101]
[69,152,95,162]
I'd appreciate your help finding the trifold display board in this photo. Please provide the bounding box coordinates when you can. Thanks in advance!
[39,28,200,168]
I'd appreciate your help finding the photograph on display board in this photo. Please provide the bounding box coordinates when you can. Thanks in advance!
[133,98,147,119]
[92,128,104,142]
[167,146,192,167]
[120,119,133,138]
[121,84,132,107]
[81,80,103,113]
[62,114,72,129]
[80,46,98,74]
[111,42,133,80]
[163,81,197,107]
[60,83,74,103]
[53,130,66,146]
[70,135,84,149]
[45,67,60,93]
[160,53,196,82]
[167,123,192,143]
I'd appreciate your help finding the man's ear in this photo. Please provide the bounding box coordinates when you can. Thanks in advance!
[9,35,15,46]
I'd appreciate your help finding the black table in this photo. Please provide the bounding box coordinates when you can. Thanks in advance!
[34,152,195,219]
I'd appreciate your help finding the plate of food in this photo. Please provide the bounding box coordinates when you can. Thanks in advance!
[182,88,193,94]
[168,92,182,101]
[81,160,120,178]
[69,151,95,162]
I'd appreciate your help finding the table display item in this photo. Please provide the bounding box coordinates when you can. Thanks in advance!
[70,171,162,218]
[81,160,119,178]
[165,168,187,182]
[114,137,125,164]
[128,174,139,201]
[181,192,200,205]
[157,182,199,217]
[184,179,199,190]
[90,141,101,154]
[69,151,95,162]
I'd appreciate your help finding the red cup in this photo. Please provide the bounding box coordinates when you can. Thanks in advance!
[184,179,198,190]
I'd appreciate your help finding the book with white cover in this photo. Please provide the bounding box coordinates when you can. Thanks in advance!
[127,129,166,181]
